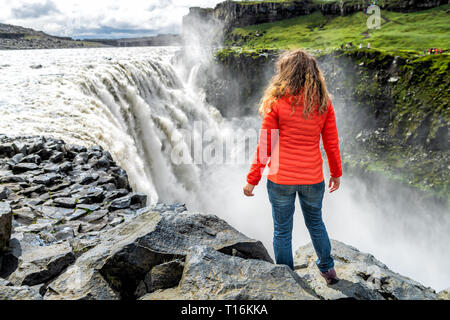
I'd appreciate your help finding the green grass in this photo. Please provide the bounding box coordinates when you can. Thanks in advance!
[227,4,450,52]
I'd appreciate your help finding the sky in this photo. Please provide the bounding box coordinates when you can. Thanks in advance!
[0,0,223,39]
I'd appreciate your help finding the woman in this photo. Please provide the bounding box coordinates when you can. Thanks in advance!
[243,49,342,285]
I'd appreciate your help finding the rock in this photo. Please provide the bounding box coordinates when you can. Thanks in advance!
[6,241,75,287]
[104,189,129,202]
[28,139,45,154]
[45,209,272,300]
[14,221,53,234]
[0,143,15,157]
[54,227,74,241]
[36,206,73,220]
[108,217,124,228]
[48,181,72,192]
[293,240,437,300]
[59,161,72,173]
[49,151,64,163]
[78,171,99,185]
[12,163,39,174]
[109,192,147,211]
[42,163,59,173]
[73,153,88,165]
[32,173,61,186]
[437,288,450,300]
[82,209,108,223]
[94,156,110,169]
[67,209,89,221]
[0,186,11,200]
[0,201,13,252]
[73,186,105,204]
[76,204,101,212]
[36,148,53,160]
[20,154,41,165]
[141,246,317,300]
[0,175,26,184]
[112,168,130,189]
[135,259,184,297]
[12,207,36,225]
[21,185,46,196]
[10,153,24,165]
[0,284,43,300]
[53,197,77,209]
[12,141,28,155]
[96,175,115,185]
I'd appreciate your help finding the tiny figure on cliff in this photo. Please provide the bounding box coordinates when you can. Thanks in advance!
[367,42,371,49]
[359,43,363,49]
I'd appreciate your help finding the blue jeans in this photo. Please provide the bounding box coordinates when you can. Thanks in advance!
[267,179,334,273]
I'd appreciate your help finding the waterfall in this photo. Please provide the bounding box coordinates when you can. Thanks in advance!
[0,47,223,207]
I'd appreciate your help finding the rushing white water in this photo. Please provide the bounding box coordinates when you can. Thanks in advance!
[0,47,448,291]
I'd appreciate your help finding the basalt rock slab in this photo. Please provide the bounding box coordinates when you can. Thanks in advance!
[44,209,272,300]
[0,283,43,300]
[0,186,11,200]
[141,246,317,300]
[293,240,437,300]
[6,241,75,287]
[0,201,13,252]
[135,259,185,298]
[437,288,450,300]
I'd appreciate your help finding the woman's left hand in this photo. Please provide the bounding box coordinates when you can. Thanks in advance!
[243,183,255,197]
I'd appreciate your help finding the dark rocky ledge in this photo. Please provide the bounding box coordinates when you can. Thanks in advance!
[0,134,448,300]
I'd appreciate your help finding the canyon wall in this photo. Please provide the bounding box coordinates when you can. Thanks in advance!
[183,0,449,33]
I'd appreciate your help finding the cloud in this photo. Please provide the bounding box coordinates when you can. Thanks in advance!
[11,0,60,19]
[0,0,223,39]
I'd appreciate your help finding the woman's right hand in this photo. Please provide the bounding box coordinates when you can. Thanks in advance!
[329,177,341,193]
[243,183,255,197]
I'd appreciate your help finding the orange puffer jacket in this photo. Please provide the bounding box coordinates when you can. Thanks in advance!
[247,94,342,186]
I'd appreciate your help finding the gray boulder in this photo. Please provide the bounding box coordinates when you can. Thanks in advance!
[53,197,77,209]
[6,241,75,287]
[0,201,13,252]
[141,246,317,300]
[12,163,39,174]
[0,284,43,300]
[109,192,147,211]
[294,240,437,300]
[0,186,11,200]
[437,288,450,300]
[44,209,272,300]
[135,259,185,297]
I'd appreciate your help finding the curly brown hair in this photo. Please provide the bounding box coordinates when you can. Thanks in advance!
[259,49,330,118]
